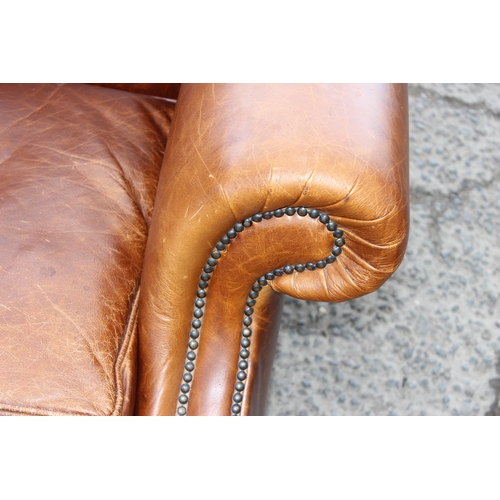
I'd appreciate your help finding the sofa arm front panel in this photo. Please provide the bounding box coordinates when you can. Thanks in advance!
[137,84,409,415]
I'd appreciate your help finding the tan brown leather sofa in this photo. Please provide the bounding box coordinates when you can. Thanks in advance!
[0,83,409,416]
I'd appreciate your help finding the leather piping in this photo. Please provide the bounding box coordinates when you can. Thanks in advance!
[111,285,141,416]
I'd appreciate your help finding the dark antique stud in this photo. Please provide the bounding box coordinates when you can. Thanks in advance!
[193,308,204,318]
[306,262,316,271]
[203,265,214,273]
[273,268,284,276]
[179,394,188,404]
[285,207,296,215]
[262,211,273,219]
[240,349,250,359]
[206,258,218,267]
[273,209,284,217]
[189,340,199,350]
[215,242,226,250]
[257,277,267,286]
[186,351,196,361]
[221,236,231,244]
[332,247,342,256]
[183,373,193,383]
[244,307,254,317]
[211,250,221,259]
[295,263,305,272]
[316,260,326,269]
[185,362,195,372]
[190,329,200,339]
[243,317,252,326]
[241,338,251,348]
[235,381,245,392]
[238,360,248,370]
[227,229,237,239]
[234,223,244,232]
[231,404,241,414]
[243,218,253,227]
[242,328,252,337]
[326,255,336,264]
[309,209,319,218]
[335,237,345,247]
[297,207,308,216]
[198,281,208,289]
[333,229,344,238]
[197,290,207,299]
[177,406,187,416]
[233,393,243,403]
[249,291,259,299]
[200,273,211,282]
[327,221,338,232]
[180,384,190,394]
[283,265,294,274]
[246,299,256,307]
[265,272,275,281]
[319,213,330,224]
[237,371,247,381]
[252,284,262,292]
[194,298,205,308]
[191,319,201,329]
[252,213,263,222]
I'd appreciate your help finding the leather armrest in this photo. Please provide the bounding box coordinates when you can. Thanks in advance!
[137,84,409,415]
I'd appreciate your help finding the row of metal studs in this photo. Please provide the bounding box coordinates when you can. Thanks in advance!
[176,206,345,416]
[230,207,344,415]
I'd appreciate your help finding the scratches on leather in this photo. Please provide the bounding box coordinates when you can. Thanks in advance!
[0,84,174,415]
[136,84,409,416]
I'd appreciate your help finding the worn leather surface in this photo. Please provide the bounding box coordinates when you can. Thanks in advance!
[0,84,173,415]
[137,84,409,415]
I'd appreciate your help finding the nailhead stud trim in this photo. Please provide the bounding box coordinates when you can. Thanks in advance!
[176,207,344,416]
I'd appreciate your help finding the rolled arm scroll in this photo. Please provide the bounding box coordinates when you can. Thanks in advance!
[137,84,409,415]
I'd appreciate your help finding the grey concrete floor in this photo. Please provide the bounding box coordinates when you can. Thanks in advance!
[266,83,500,416]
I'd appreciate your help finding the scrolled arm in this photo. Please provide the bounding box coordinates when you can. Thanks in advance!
[136,84,409,416]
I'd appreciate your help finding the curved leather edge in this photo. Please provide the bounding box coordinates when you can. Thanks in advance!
[113,287,141,416]
[137,84,409,415]
[242,287,284,416]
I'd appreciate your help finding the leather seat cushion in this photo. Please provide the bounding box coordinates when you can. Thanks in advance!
[0,84,174,415]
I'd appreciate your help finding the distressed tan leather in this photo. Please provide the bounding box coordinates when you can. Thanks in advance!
[0,83,408,416]
[137,84,409,416]
[0,84,173,415]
